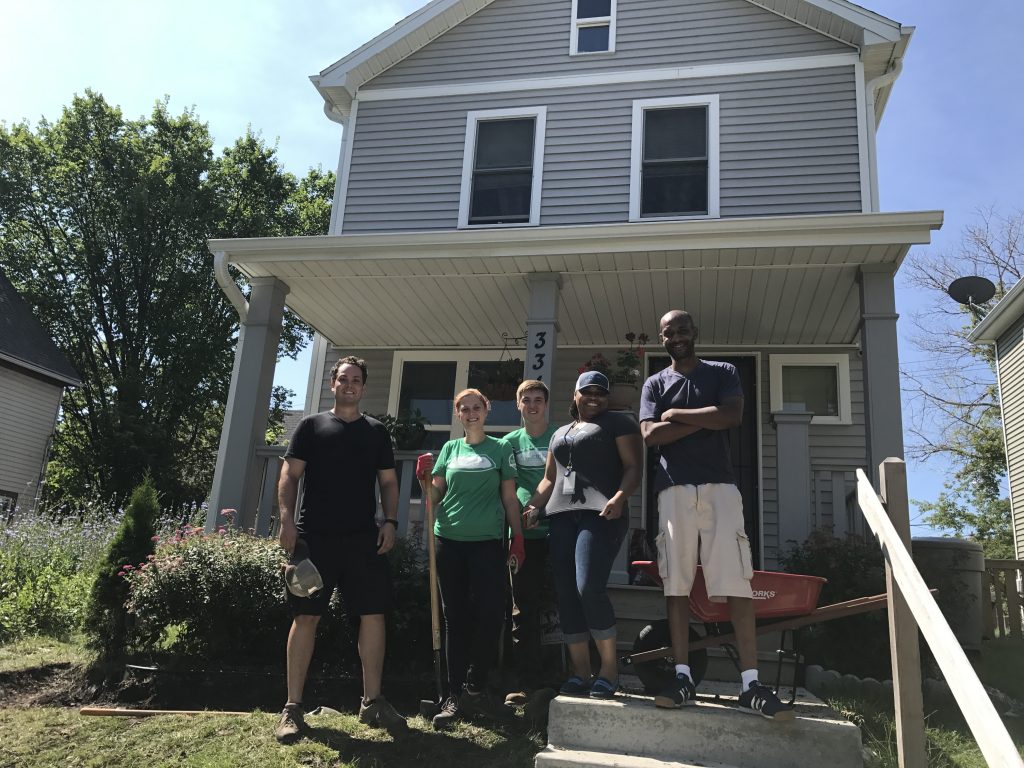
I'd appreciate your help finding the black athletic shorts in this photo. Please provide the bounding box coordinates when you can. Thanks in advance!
[285,531,393,617]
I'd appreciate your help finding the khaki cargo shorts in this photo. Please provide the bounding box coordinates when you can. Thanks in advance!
[655,483,754,601]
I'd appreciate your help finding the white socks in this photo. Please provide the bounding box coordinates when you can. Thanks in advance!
[741,668,759,693]
[674,664,692,682]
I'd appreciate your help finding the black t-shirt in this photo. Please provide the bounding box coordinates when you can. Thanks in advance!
[546,410,640,514]
[284,412,395,535]
[639,361,743,492]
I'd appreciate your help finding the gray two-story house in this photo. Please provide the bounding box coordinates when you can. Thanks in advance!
[205,0,942,578]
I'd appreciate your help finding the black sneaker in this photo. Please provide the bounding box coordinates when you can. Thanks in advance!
[460,688,515,723]
[738,681,795,721]
[431,696,461,730]
[654,673,697,709]
[274,703,305,743]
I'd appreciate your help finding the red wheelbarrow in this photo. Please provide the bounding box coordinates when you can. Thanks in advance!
[624,561,890,702]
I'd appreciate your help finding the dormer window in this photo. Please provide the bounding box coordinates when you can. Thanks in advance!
[458,107,547,228]
[571,0,616,55]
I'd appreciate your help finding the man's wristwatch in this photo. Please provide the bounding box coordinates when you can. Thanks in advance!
[383,518,399,528]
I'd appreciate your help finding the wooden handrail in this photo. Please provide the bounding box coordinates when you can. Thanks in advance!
[857,465,1023,768]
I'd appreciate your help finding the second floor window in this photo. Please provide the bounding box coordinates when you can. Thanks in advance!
[460,107,547,227]
[630,95,720,220]
[571,0,616,55]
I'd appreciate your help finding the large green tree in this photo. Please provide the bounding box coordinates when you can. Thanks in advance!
[0,91,333,511]
[902,208,1022,557]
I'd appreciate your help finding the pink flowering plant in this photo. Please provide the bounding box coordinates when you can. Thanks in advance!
[578,332,649,386]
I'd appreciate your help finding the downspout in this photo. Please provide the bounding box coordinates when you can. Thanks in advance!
[864,60,903,212]
[213,250,248,323]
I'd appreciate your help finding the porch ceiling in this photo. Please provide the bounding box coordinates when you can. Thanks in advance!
[210,211,943,349]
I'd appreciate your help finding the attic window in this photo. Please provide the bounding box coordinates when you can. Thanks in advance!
[459,107,547,228]
[571,0,616,55]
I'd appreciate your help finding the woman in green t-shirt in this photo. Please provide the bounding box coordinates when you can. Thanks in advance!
[421,388,525,730]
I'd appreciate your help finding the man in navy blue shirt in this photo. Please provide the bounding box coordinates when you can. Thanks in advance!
[640,310,793,721]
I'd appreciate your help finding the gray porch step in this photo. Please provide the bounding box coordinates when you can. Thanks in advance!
[536,746,739,768]
[543,684,862,768]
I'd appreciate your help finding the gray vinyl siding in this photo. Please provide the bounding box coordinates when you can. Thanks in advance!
[367,0,852,89]
[997,316,1024,559]
[0,365,63,512]
[314,344,867,566]
[344,66,861,231]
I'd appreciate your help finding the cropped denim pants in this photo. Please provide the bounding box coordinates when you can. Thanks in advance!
[548,509,628,644]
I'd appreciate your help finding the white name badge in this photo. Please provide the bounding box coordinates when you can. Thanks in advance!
[562,470,576,494]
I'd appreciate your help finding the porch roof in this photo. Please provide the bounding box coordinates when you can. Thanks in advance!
[210,210,942,349]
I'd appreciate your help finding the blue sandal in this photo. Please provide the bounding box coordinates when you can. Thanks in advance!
[559,675,590,696]
[589,676,619,699]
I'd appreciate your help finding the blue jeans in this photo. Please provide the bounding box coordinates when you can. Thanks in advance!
[548,510,628,644]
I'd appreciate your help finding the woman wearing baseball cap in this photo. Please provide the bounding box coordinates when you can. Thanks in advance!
[523,370,643,699]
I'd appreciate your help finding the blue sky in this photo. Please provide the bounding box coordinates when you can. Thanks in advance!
[3,0,1022,530]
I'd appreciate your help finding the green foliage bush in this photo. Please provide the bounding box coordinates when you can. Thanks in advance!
[0,512,110,643]
[780,531,891,679]
[126,523,433,672]
[84,478,160,658]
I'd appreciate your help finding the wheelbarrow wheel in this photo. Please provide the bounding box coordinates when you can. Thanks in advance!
[632,620,708,695]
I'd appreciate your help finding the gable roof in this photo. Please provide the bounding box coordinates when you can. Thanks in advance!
[0,269,81,387]
[311,0,907,121]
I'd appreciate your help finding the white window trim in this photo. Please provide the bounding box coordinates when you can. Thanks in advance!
[569,0,617,56]
[629,94,720,222]
[387,350,524,440]
[458,106,547,229]
[769,353,852,426]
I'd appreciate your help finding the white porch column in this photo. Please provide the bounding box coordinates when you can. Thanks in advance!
[207,277,289,531]
[524,273,561,386]
[859,264,904,485]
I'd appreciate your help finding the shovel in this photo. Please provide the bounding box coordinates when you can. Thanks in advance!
[417,468,444,719]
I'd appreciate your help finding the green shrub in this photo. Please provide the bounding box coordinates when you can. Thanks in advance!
[126,525,433,672]
[0,512,115,643]
[780,530,891,679]
[84,478,160,658]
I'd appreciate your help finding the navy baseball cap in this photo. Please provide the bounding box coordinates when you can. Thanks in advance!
[575,371,610,392]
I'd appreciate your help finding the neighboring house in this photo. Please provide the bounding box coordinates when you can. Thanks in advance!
[968,278,1024,559]
[0,269,81,516]
[205,0,943,577]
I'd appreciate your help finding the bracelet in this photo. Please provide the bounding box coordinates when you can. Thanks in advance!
[383,519,399,528]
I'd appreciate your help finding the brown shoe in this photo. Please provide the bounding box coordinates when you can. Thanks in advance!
[274,703,305,743]
[359,695,409,735]
[504,690,528,706]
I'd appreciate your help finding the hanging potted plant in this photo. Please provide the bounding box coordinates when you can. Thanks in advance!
[579,334,648,411]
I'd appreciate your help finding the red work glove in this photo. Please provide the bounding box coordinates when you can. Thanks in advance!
[416,453,434,481]
[508,535,526,572]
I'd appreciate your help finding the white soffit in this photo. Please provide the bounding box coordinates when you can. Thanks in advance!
[211,211,943,348]
[969,277,1024,344]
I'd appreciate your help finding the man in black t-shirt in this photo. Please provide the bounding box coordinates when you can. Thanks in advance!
[640,311,793,722]
[273,356,407,742]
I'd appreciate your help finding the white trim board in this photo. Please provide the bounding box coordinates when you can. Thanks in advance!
[333,100,358,235]
[357,53,860,103]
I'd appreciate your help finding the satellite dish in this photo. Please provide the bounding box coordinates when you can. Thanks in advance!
[947,276,996,306]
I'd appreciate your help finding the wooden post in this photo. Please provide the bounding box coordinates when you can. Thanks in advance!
[1006,567,1023,638]
[878,458,927,768]
[981,568,995,640]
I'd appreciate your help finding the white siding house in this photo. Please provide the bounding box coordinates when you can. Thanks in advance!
[0,270,81,515]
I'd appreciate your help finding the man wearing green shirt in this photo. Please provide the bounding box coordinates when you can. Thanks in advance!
[503,380,558,704]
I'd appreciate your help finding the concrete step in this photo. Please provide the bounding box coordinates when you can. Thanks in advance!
[536,746,739,768]
[545,683,862,768]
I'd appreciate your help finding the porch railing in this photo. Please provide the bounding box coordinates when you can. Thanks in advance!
[984,559,1024,640]
[856,459,1022,768]
[251,446,425,538]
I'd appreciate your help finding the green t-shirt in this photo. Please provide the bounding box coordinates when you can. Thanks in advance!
[505,424,558,539]
[432,436,518,541]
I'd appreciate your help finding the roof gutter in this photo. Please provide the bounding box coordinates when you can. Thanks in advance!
[213,250,248,323]
[864,59,903,211]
